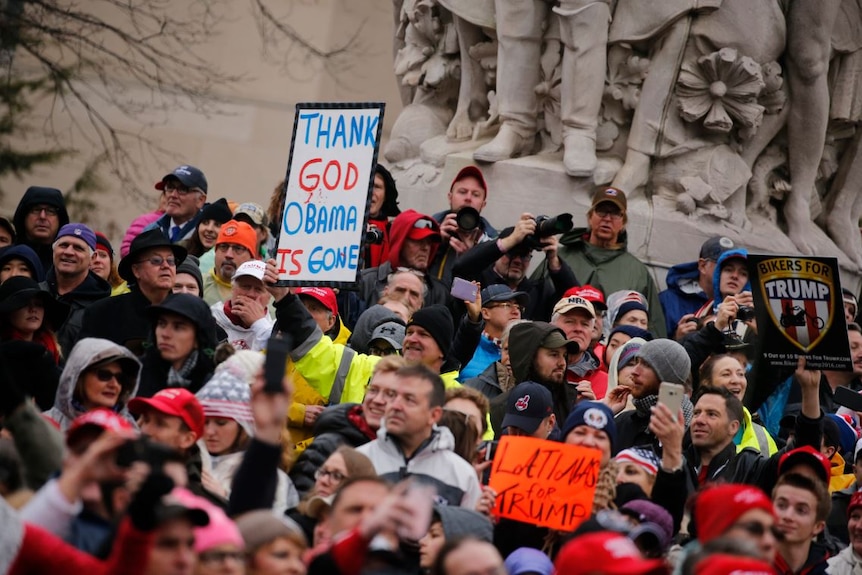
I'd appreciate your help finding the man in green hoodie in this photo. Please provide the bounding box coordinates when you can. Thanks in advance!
[532,186,666,337]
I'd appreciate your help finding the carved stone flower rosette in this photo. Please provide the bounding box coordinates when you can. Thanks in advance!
[676,47,766,138]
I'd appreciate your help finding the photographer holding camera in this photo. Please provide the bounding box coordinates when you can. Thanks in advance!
[451,212,578,321]
[429,166,498,287]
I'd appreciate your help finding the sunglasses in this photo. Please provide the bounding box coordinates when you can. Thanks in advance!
[413,219,435,230]
[91,368,131,387]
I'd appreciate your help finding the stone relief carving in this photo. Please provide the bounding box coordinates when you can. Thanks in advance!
[383,0,862,271]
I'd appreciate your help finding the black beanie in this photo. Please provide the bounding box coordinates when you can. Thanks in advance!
[199,198,233,224]
[407,305,453,357]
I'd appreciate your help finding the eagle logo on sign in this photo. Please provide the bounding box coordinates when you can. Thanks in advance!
[757,258,834,352]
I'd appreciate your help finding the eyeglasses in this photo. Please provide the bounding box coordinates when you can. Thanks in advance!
[163,181,201,196]
[91,368,130,387]
[315,467,346,483]
[28,205,60,217]
[413,219,435,230]
[728,521,784,541]
[137,255,177,267]
[369,345,399,357]
[216,243,250,255]
[594,207,623,220]
[505,252,532,261]
[486,302,525,313]
[198,550,245,564]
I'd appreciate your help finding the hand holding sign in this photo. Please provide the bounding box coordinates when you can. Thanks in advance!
[488,435,601,532]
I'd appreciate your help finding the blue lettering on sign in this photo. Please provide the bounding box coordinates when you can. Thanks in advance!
[297,112,379,148]
[308,244,360,273]
[282,202,358,235]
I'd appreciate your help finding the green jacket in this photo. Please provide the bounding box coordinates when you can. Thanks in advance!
[532,227,667,337]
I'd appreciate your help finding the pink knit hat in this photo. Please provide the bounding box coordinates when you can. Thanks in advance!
[170,487,244,553]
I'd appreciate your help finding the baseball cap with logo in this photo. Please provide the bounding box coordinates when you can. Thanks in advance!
[216,220,258,257]
[128,388,205,440]
[66,407,137,447]
[778,445,831,483]
[563,285,607,311]
[155,165,208,193]
[295,286,338,315]
[232,260,267,283]
[369,321,406,351]
[502,381,554,434]
[539,328,580,355]
[553,295,597,318]
[590,187,627,212]
[234,202,267,227]
[56,223,97,251]
[554,531,666,575]
[699,236,735,262]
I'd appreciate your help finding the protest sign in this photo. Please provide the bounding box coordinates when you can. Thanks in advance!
[749,254,851,370]
[489,435,600,532]
[274,102,385,286]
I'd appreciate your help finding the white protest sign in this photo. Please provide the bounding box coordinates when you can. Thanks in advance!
[274,102,385,285]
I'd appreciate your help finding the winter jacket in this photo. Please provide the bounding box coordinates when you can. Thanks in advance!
[735,406,778,455]
[429,209,497,288]
[614,395,695,454]
[202,268,233,306]
[121,209,163,258]
[567,349,609,399]
[830,452,856,493]
[452,234,578,322]
[827,546,862,575]
[274,293,464,406]
[533,227,666,337]
[460,333,501,382]
[2,496,152,575]
[774,542,830,575]
[828,482,857,544]
[464,361,515,400]
[362,164,401,271]
[288,403,377,496]
[78,286,161,357]
[286,318,351,452]
[41,269,112,355]
[358,210,451,310]
[43,338,141,432]
[659,260,710,339]
[13,187,70,272]
[210,300,274,352]
[209,450,297,514]
[357,424,482,508]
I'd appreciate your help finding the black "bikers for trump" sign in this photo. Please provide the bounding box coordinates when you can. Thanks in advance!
[749,254,851,370]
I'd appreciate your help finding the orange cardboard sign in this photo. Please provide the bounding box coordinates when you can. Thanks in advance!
[489,435,601,532]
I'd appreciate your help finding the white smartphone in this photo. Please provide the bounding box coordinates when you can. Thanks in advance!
[658,382,685,417]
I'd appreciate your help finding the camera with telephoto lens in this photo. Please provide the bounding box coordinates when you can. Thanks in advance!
[736,305,756,322]
[365,226,385,245]
[455,206,481,233]
[520,213,574,251]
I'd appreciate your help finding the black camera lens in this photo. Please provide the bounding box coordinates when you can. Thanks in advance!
[737,305,755,322]
[455,207,481,232]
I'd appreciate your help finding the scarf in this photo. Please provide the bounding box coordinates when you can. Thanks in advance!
[223,300,246,328]
[167,349,199,388]
[633,394,694,427]
[2,328,61,364]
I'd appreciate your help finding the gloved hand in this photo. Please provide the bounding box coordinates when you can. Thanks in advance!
[127,471,175,531]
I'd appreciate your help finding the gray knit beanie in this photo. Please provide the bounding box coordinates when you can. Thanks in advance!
[635,339,691,385]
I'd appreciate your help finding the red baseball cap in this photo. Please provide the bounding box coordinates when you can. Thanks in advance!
[295,286,338,315]
[129,388,205,440]
[554,532,667,575]
[694,484,774,544]
[407,216,441,242]
[451,165,487,194]
[66,408,137,447]
[563,285,607,311]
[694,554,774,575]
[848,491,862,517]
[779,445,831,484]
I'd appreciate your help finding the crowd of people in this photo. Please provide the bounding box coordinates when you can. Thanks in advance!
[2,162,862,575]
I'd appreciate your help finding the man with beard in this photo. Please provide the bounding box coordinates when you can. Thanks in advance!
[609,338,692,453]
[202,220,258,306]
[452,212,577,321]
[487,321,579,435]
[80,230,187,355]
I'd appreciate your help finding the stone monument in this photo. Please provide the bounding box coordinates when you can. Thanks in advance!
[383,0,862,291]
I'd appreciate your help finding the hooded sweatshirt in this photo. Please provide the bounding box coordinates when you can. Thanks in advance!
[0,245,46,282]
[13,187,70,272]
[364,164,401,270]
[659,260,710,338]
[357,209,450,310]
[43,338,141,432]
[697,247,751,318]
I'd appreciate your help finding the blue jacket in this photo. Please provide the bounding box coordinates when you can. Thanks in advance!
[460,333,501,381]
[659,261,709,338]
